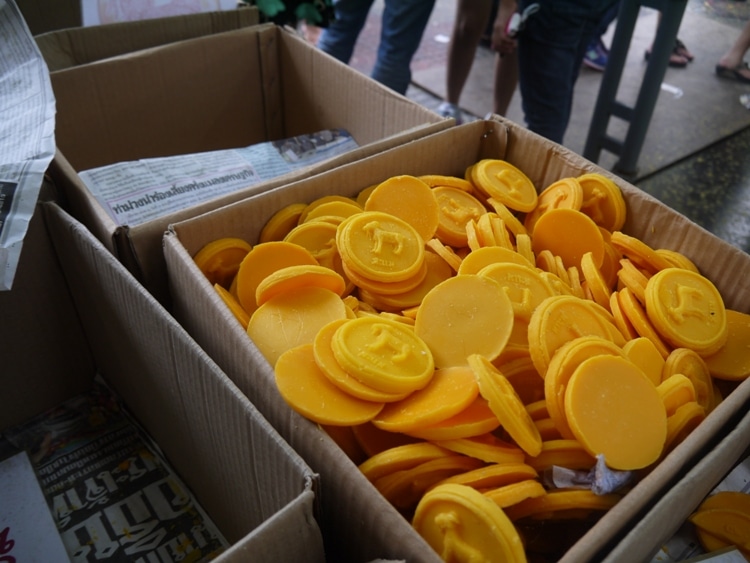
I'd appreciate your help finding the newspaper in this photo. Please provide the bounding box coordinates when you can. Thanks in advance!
[0,0,57,291]
[79,128,359,227]
[651,454,750,562]
[2,379,229,562]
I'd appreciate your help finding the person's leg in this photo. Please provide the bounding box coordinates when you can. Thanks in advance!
[717,19,750,81]
[445,0,493,106]
[316,0,375,64]
[517,0,618,143]
[493,50,518,116]
[372,0,437,94]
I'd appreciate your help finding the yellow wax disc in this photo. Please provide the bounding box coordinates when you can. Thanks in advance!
[622,336,665,386]
[662,347,715,411]
[434,462,539,491]
[580,250,612,311]
[432,185,487,248]
[425,238,463,272]
[525,439,597,472]
[486,197,528,239]
[419,174,476,193]
[504,489,621,522]
[214,283,250,329]
[528,294,626,377]
[371,366,479,433]
[255,264,346,306]
[193,236,252,288]
[374,456,485,512]
[364,175,440,242]
[259,202,307,243]
[283,221,340,269]
[337,211,425,283]
[617,258,651,304]
[235,240,319,314]
[470,158,538,213]
[415,275,515,368]
[523,177,583,233]
[610,231,674,274]
[302,199,363,223]
[457,245,533,275]
[478,261,556,323]
[469,354,543,457]
[331,315,435,394]
[359,442,457,483]
[564,355,667,470]
[690,504,750,560]
[577,173,627,232]
[645,268,728,356]
[657,374,697,416]
[274,344,384,426]
[703,309,750,381]
[531,208,605,272]
[298,195,359,223]
[655,248,700,273]
[617,287,672,358]
[664,401,706,453]
[544,335,625,440]
[247,286,348,366]
[404,397,502,440]
[610,291,639,341]
[483,479,547,509]
[313,319,410,403]
[413,484,527,563]
[434,433,526,465]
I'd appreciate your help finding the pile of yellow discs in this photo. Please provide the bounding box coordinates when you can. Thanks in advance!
[192,159,750,563]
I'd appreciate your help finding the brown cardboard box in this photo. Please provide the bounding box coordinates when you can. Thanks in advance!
[34,7,260,71]
[0,190,325,561]
[45,23,449,306]
[162,118,750,562]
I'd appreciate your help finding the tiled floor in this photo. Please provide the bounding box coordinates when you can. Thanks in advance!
[344,0,750,256]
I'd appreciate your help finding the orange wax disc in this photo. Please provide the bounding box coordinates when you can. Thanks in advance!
[470,159,538,213]
[359,442,457,483]
[364,175,440,242]
[525,439,597,472]
[432,185,487,248]
[235,240,318,314]
[404,397,502,441]
[274,344,384,426]
[610,231,674,274]
[523,177,583,233]
[214,283,250,329]
[644,268,728,356]
[564,355,667,470]
[483,479,547,509]
[477,261,556,323]
[458,245,533,275]
[419,174,476,193]
[331,315,435,395]
[193,237,252,288]
[703,309,750,381]
[622,337,665,386]
[434,462,538,491]
[413,484,527,563]
[531,208,605,272]
[255,264,346,306]
[469,354,543,457]
[415,275,515,368]
[577,173,627,232]
[337,211,425,283]
[259,202,307,243]
[662,347,715,411]
[371,366,479,433]
[433,433,526,465]
[504,489,621,522]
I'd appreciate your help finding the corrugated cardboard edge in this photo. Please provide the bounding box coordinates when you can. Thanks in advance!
[165,118,750,561]
[35,7,260,71]
[603,401,750,563]
[41,201,326,562]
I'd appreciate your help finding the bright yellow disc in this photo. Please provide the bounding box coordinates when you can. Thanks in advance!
[470,159,538,213]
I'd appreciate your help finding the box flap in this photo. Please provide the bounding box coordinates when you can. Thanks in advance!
[35,8,259,71]
[42,201,325,560]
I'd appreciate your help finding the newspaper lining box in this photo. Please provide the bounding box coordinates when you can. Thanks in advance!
[163,118,750,562]
[45,23,449,305]
[0,190,325,562]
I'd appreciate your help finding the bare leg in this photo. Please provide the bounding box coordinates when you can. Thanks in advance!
[492,51,518,116]
[444,0,492,106]
[717,19,750,79]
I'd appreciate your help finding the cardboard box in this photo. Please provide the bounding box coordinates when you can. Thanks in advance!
[46,23,449,305]
[34,7,260,71]
[0,190,325,562]
[162,118,750,562]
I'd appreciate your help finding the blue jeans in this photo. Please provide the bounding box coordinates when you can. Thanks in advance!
[517,0,620,143]
[317,0,436,95]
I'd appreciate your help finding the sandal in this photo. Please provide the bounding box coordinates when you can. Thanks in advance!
[644,48,688,68]
[674,39,694,62]
[715,62,750,84]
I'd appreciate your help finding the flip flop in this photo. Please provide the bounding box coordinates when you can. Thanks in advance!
[674,39,694,62]
[644,49,688,68]
[715,63,750,84]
